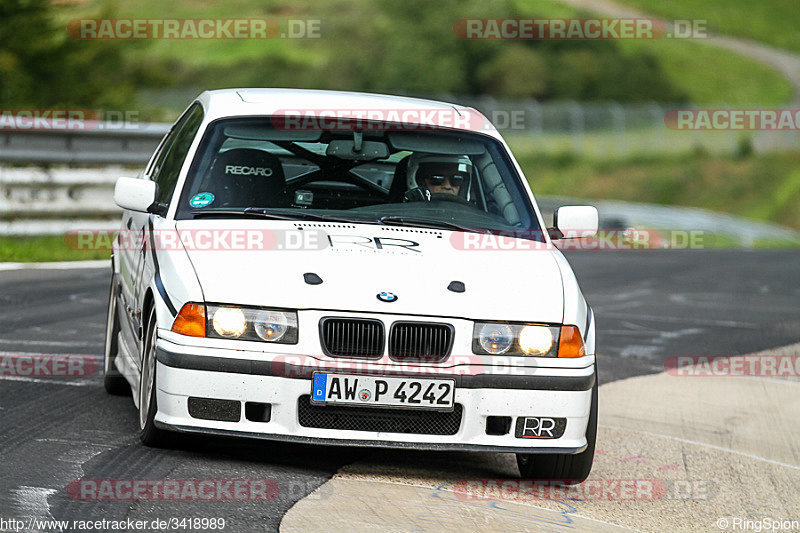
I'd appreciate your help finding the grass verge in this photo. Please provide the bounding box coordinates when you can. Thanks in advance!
[0,235,111,263]
[614,0,800,54]
[514,0,792,106]
[507,144,800,230]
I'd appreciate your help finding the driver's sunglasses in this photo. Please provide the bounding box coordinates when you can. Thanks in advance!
[426,174,466,187]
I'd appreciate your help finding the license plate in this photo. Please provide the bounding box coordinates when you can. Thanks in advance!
[310,373,455,411]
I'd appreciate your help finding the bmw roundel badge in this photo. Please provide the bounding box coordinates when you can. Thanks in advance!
[377,291,398,303]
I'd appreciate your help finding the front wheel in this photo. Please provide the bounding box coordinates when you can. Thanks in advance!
[138,306,172,447]
[516,367,597,483]
[103,276,130,395]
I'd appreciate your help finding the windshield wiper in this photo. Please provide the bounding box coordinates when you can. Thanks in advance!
[191,208,294,220]
[191,208,369,225]
[378,215,485,234]
[243,208,372,224]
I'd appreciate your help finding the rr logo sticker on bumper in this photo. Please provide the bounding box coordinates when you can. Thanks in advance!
[515,417,567,439]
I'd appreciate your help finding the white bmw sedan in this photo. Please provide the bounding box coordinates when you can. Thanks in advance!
[105,88,599,481]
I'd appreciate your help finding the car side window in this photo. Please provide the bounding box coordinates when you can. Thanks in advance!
[142,130,173,180]
[151,103,204,205]
[143,119,182,181]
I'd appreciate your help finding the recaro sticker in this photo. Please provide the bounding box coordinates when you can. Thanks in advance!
[225,165,273,177]
[189,192,215,208]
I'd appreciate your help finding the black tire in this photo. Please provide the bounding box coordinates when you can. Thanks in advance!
[516,366,598,483]
[103,276,130,395]
[138,306,172,447]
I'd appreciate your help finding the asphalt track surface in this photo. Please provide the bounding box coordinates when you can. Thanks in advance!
[0,249,798,531]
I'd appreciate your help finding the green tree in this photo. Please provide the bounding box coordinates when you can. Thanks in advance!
[0,0,138,108]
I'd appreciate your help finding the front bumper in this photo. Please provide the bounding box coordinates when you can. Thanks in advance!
[154,337,595,454]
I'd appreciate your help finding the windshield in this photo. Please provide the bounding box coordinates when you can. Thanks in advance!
[175,117,543,239]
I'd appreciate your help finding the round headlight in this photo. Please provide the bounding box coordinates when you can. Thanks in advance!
[479,323,514,354]
[254,312,289,342]
[519,325,554,355]
[212,307,247,338]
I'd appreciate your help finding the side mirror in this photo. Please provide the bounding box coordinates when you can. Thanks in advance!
[114,177,157,213]
[550,206,598,239]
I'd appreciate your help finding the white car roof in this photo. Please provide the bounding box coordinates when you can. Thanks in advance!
[194,88,499,137]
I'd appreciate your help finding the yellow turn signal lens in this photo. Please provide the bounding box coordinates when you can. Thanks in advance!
[557,325,586,358]
[171,303,206,337]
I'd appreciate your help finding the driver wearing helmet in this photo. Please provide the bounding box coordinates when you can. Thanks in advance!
[403,153,471,202]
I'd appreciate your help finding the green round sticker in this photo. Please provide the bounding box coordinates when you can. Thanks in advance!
[190,192,215,208]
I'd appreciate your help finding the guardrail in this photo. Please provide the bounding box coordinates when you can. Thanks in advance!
[0,123,169,234]
[0,123,169,165]
[0,168,120,218]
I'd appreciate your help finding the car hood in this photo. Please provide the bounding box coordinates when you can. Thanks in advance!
[175,220,564,322]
